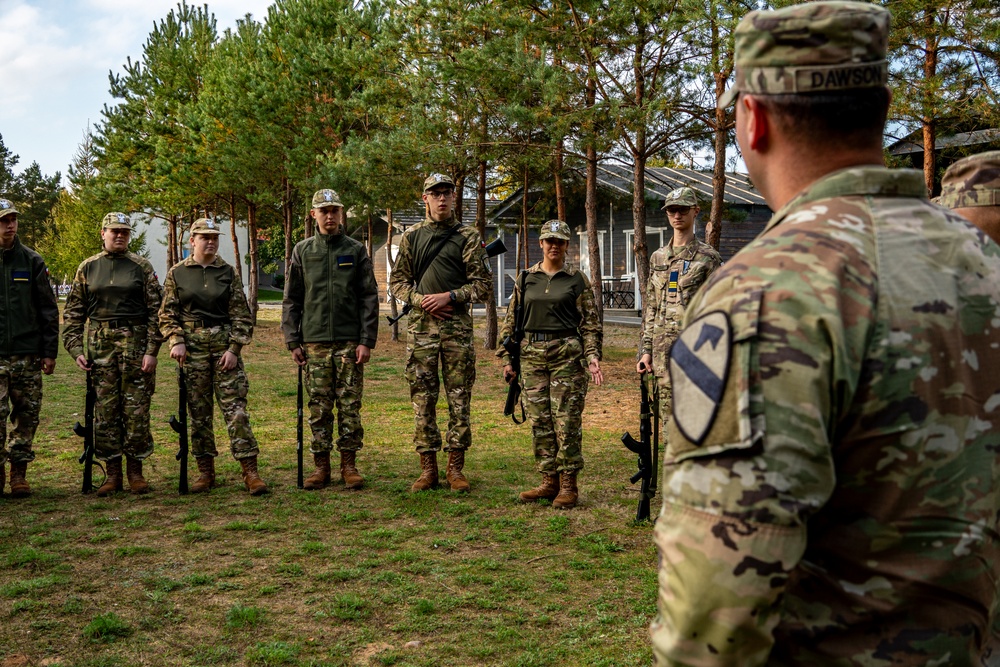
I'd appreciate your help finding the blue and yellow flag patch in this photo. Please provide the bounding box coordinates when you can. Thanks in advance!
[668,270,679,293]
[12,270,30,282]
[337,255,354,268]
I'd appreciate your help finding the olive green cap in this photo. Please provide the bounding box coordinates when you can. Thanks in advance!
[312,189,343,209]
[0,199,17,220]
[719,1,890,108]
[661,187,699,209]
[190,217,223,236]
[938,151,1000,209]
[102,212,132,230]
[423,173,455,192]
[539,220,571,241]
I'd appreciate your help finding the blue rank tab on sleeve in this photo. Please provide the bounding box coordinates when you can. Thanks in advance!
[12,270,30,282]
[337,255,355,268]
[668,270,679,293]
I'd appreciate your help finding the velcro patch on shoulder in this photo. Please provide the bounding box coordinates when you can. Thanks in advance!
[337,255,355,268]
[12,270,30,282]
[669,311,732,445]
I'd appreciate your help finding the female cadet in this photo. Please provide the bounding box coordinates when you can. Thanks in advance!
[499,220,603,509]
[158,217,267,495]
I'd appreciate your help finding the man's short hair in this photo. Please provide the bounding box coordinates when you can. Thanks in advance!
[756,87,890,147]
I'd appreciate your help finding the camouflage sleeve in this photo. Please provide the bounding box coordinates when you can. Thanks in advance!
[640,266,659,358]
[454,228,491,304]
[576,272,602,363]
[62,265,89,360]
[158,268,186,350]
[357,250,379,349]
[495,273,521,364]
[227,270,254,355]
[142,259,164,356]
[388,231,418,307]
[33,254,60,359]
[281,244,305,349]
[650,231,875,665]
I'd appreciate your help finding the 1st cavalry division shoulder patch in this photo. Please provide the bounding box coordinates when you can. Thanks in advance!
[668,311,732,445]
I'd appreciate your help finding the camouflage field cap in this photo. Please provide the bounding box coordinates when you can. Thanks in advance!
[938,151,1000,209]
[0,198,17,220]
[423,173,455,192]
[102,212,132,230]
[661,187,699,209]
[719,1,890,108]
[312,189,343,209]
[190,217,223,236]
[539,220,571,241]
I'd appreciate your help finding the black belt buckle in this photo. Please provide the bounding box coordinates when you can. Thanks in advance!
[528,330,577,343]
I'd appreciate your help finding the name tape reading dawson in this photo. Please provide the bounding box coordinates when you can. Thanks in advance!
[742,60,888,95]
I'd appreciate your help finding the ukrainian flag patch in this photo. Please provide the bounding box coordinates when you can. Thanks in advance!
[12,270,30,282]
[337,255,354,268]
[668,270,678,293]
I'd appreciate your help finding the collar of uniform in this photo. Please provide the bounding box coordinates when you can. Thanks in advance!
[666,238,700,259]
[101,249,128,259]
[182,255,227,268]
[526,261,578,277]
[318,231,345,244]
[423,215,456,229]
[765,166,927,235]
[0,235,21,255]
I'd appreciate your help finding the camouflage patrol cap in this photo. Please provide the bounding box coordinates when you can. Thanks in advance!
[0,199,17,220]
[938,151,1000,209]
[311,189,343,209]
[719,1,890,109]
[190,217,223,236]
[661,187,699,209]
[423,173,455,192]
[102,212,132,230]
[539,219,571,241]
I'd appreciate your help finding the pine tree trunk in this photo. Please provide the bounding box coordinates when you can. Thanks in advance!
[247,203,260,319]
[228,195,243,287]
[585,74,604,323]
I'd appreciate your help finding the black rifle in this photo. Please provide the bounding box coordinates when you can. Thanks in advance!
[74,368,96,494]
[622,374,659,522]
[169,366,189,495]
[296,365,304,489]
[387,235,508,326]
[502,271,528,424]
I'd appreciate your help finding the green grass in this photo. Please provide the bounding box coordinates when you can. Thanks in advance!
[0,315,655,666]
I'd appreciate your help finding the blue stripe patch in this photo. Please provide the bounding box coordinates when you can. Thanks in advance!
[671,337,723,400]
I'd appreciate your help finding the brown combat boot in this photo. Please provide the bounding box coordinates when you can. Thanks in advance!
[410,452,439,492]
[96,458,124,497]
[9,461,31,498]
[190,456,215,493]
[125,457,150,494]
[239,457,269,496]
[445,450,470,493]
[519,473,560,503]
[340,451,364,490]
[303,452,331,490]
[552,471,578,509]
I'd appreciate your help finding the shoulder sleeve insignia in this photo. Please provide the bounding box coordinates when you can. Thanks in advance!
[669,310,732,445]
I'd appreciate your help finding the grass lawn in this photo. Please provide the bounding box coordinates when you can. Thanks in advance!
[0,312,658,667]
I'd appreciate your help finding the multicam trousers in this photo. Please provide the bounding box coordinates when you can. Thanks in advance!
[655,332,678,427]
[0,355,42,465]
[89,324,155,461]
[405,318,475,453]
[520,336,588,474]
[303,341,364,453]
[182,324,258,460]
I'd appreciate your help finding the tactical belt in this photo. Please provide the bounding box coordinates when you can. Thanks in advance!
[527,329,578,343]
[93,318,145,329]
[183,319,228,328]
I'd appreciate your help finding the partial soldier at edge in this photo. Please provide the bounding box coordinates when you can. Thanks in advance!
[938,149,1000,245]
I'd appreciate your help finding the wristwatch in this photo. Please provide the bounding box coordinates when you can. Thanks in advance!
[449,290,457,302]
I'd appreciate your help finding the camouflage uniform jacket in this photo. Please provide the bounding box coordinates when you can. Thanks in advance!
[497,262,601,365]
[0,236,59,358]
[281,231,378,350]
[63,250,164,360]
[639,238,721,376]
[653,167,1000,665]
[388,215,491,328]
[159,256,253,355]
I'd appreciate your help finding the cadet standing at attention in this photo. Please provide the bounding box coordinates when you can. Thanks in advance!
[0,199,58,498]
[281,189,378,490]
[636,187,721,426]
[499,220,602,509]
[389,174,490,493]
[63,212,162,496]
[938,150,1000,244]
[160,217,267,495]
[651,2,1000,664]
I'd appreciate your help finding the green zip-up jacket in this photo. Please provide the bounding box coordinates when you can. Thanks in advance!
[0,236,59,358]
[281,231,379,349]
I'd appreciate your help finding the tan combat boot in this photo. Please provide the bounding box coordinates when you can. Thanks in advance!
[125,457,150,494]
[340,451,364,490]
[8,461,31,498]
[519,473,560,503]
[445,450,470,493]
[303,452,331,490]
[552,471,578,509]
[239,456,269,496]
[410,452,438,492]
[190,456,215,493]
[96,458,124,497]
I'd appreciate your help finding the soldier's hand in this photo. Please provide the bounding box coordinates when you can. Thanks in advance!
[41,358,55,375]
[503,364,516,384]
[170,344,188,364]
[421,292,453,319]
[75,354,92,371]
[636,354,653,375]
[291,347,307,367]
[218,351,238,371]
[142,354,157,374]
[355,344,371,365]
[589,359,603,386]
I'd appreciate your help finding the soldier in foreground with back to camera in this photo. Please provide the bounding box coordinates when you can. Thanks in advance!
[281,189,378,490]
[63,212,162,496]
[938,150,1000,245]
[650,2,1000,665]
[498,220,602,509]
[0,200,58,498]
[160,217,267,495]
[636,187,721,427]
[389,174,490,493]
